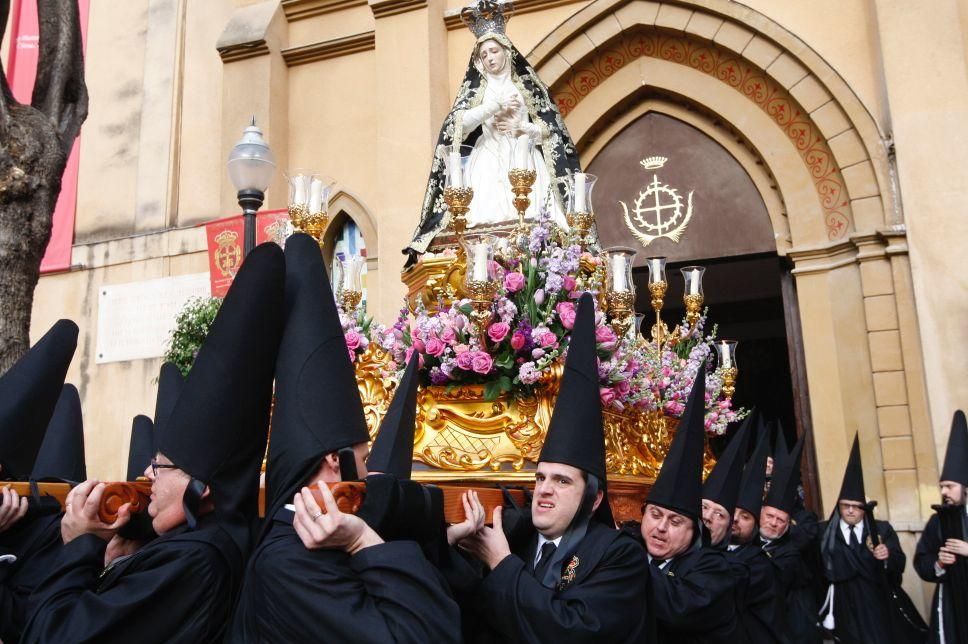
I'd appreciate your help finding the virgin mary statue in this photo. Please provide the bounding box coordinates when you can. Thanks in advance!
[404,0,582,266]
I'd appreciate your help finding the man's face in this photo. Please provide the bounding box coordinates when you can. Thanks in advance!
[759,505,790,540]
[765,456,774,477]
[838,500,866,526]
[701,499,732,546]
[147,452,190,535]
[731,508,756,544]
[641,504,695,560]
[940,481,966,505]
[478,39,507,75]
[532,462,591,540]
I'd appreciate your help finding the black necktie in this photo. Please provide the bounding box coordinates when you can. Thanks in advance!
[650,557,666,569]
[849,526,861,552]
[533,542,557,579]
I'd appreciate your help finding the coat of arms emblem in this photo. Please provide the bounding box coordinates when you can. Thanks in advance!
[214,229,242,278]
[620,156,694,248]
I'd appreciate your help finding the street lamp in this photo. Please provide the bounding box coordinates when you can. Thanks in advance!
[227,117,276,256]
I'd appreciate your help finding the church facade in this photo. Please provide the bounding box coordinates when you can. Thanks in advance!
[9,0,967,613]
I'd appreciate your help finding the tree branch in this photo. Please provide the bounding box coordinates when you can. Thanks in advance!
[32,0,88,158]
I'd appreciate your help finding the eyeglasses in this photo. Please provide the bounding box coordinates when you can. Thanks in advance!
[150,460,179,478]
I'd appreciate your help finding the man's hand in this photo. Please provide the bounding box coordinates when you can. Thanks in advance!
[0,485,28,533]
[459,505,511,570]
[292,482,383,555]
[447,491,486,545]
[939,548,957,567]
[60,480,131,544]
[872,544,889,561]
[104,534,145,567]
[944,538,968,557]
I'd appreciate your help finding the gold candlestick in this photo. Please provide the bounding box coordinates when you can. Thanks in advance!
[648,280,669,347]
[289,204,329,247]
[606,290,635,339]
[443,186,474,252]
[508,169,536,251]
[721,366,738,399]
[683,293,704,330]
[566,211,594,248]
[339,289,362,312]
[465,279,498,346]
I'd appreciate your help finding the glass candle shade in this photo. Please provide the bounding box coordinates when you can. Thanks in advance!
[567,173,597,214]
[444,144,474,190]
[645,257,667,284]
[286,170,317,209]
[462,234,499,285]
[508,134,535,171]
[680,266,706,297]
[715,340,738,370]
[337,255,365,293]
[604,246,637,293]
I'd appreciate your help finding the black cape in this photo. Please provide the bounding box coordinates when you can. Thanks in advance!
[443,519,650,643]
[230,509,461,643]
[760,510,823,644]
[819,518,908,643]
[726,540,783,643]
[22,516,240,643]
[0,510,63,643]
[915,510,968,644]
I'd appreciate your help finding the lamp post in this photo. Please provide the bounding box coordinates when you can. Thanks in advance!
[227,118,276,256]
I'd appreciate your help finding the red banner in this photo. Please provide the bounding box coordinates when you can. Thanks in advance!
[204,209,289,297]
[8,0,91,273]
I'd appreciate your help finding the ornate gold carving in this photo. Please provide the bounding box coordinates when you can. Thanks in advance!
[566,211,594,247]
[683,293,703,328]
[443,186,473,252]
[339,289,362,312]
[289,204,329,245]
[721,366,737,400]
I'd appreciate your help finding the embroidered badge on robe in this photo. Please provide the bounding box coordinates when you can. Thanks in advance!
[556,555,580,590]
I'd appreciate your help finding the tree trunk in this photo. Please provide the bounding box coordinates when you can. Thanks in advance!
[0,0,88,374]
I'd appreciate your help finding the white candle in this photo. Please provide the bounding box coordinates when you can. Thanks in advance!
[688,270,700,295]
[574,173,587,213]
[514,134,530,169]
[472,245,489,281]
[448,151,462,187]
[721,343,732,369]
[611,254,627,292]
[308,178,323,213]
[293,177,308,206]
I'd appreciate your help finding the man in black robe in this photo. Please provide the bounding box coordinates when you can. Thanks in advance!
[727,423,783,643]
[915,410,968,644]
[23,241,285,643]
[818,434,913,643]
[231,233,460,644]
[759,431,823,643]
[447,292,650,643]
[0,320,78,644]
[636,364,738,643]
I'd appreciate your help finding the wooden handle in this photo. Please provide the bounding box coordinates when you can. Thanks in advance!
[3,482,71,506]
[97,481,153,524]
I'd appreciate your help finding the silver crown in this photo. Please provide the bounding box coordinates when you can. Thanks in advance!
[461,0,514,38]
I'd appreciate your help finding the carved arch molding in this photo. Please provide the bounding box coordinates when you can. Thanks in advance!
[540,15,872,242]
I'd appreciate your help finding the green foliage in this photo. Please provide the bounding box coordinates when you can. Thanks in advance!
[163,297,222,377]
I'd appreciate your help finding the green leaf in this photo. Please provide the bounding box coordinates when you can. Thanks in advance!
[483,379,502,401]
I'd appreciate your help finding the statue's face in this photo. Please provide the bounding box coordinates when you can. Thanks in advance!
[478,39,507,74]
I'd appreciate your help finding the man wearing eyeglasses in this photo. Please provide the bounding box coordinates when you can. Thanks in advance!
[22,243,285,643]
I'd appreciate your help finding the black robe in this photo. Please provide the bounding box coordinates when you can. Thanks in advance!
[22,516,241,643]
[230,510,461,643]
[915,512,968,644]
[726,540,783,643]
[444,520,651,643]
[0,509,64,643]
[819,519,906,643]
[761,512,823,643]
[647,540,740,643]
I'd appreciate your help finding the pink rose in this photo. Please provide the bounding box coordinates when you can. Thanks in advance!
[412,338,426,353]
[404,347,424,369]
[539,331,557,348]
[615,379,631,396]
[510,331,526,351]
[487,322,510,343]
[425,337,446,357]
[345,330,362,351]
[555,302,577,330]
[600,387,616,406]
[440,326,457,344]
[504,271,526,293]
[471,351,493,374]
[563,276,577,292]
[595,326,617,347]
[348,348,357,362]
[456,350,475,370]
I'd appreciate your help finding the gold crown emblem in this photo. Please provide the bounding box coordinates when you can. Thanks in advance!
[215,229,239,247]
[640,156,667,170]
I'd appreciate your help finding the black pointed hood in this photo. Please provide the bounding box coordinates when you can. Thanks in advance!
[0,319,78,479]
[540,293,606,481]
[837,434,867,503]
[30,384,86,482]
[265,233,370,523]
[153,362,184,444]
[764,434,804,515]
[737,422,771,517]
[647,361,707,520]
[367,354,420,478]
[940,410,968,486]
[772,419,789,459]
[158,242,285,553]
[127,415,154,481]
[702,412,753,518]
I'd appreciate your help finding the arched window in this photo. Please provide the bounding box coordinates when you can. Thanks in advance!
[326,212,368,308]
